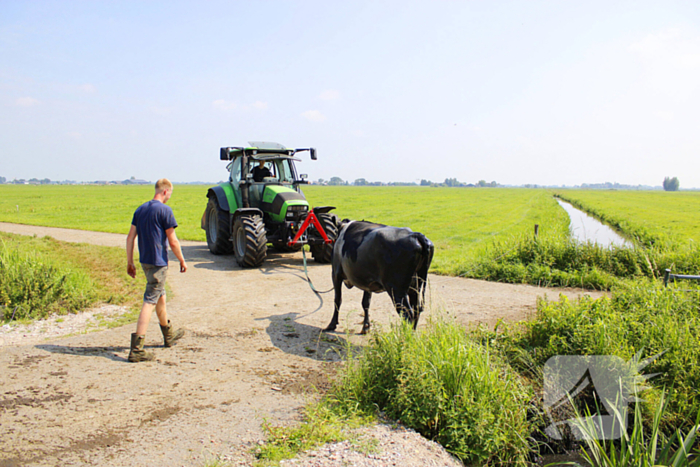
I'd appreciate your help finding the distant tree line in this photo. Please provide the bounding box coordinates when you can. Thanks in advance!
[315,176,502,187]
[0,177,150,185]
[663,176,680,192]
[1,177,53,184]
[315,177,418,186]
[420,178,498,188]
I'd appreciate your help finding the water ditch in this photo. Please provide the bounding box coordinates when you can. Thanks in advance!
[556,198,632,248]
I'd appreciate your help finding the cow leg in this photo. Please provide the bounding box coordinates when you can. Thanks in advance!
[323,274,344,332]
[391,289,415,327]
[408,278,421,329]
[360,291,372,335]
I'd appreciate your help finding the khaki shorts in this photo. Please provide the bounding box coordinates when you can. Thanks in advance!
[142,264,168,304]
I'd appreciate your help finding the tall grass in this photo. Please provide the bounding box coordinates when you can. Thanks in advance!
[474,279,700,436]
[0,232,143,322]
[570,391,700,467]
[0,239,94,320]
[328,319,533,465]
[462,226,700,290]
[464,232,657,290]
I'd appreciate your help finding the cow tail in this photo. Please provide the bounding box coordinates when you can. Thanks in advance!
[415,233,434,312]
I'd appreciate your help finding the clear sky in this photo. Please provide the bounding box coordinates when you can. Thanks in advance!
[2,1,700,187]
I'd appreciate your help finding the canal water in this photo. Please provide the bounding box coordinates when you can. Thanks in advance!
[556,199,632,248]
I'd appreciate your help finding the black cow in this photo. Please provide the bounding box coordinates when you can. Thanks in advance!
[323,221,434,334]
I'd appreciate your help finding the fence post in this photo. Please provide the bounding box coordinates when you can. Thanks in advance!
[534,224,539,238]
[664,269,671,287]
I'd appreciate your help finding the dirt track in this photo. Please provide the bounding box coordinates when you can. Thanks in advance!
[0,223,603,466]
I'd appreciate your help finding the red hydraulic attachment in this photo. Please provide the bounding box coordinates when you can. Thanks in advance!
[288,211,332,247]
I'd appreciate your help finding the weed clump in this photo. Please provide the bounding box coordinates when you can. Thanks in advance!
[329,319,533,465]
[0,239,94,320]
[0,232,142,322]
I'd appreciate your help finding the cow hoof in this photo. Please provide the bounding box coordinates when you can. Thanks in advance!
[322,325,337,333]
[360,327,370,335]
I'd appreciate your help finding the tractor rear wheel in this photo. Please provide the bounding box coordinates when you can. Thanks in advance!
[205,197,233,255]
[310,213,339,263]
[232,214,267,267]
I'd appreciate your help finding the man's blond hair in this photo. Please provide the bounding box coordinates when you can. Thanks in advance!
[155,178,173,193]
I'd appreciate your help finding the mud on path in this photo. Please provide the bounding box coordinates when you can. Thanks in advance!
[0,223,604,466]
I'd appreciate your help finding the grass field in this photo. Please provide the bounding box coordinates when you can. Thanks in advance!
[554,190,700,247]
[3,184,700,282]
[0,184,210,242]
[0,185,569,275]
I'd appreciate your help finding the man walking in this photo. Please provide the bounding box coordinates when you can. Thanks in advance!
[126,178,187,362]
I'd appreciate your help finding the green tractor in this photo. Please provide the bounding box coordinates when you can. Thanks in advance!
[201,142,339,267]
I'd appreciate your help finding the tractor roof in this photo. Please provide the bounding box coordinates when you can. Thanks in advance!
[220,143,316,161]
[248,141,286,149]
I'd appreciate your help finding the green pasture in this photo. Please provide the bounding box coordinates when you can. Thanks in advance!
[0,185,568,275]
[0,184,210,242]
[3,184,700,283]
[555,190,700,247]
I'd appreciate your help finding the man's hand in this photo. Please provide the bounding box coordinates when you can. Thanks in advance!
[179,260,187,273]
[126,225,137,278]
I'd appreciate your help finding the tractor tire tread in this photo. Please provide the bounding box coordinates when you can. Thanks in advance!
[206,198,233,255]
[234,214,267,267]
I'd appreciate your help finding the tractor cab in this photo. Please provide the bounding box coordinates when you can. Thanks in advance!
[203,142,338,268]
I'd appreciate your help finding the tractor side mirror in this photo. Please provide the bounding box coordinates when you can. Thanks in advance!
[300,174,308,180]
[220,148,230,160]
[310,148,317,160]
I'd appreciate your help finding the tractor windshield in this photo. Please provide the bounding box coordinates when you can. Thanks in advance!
[248,157,297,183]
[275,159,294,182]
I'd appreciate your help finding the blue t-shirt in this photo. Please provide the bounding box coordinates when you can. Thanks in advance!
[131,200,178,266]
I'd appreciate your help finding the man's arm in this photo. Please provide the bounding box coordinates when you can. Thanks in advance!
[166,227,187,273]
[126,225,138,278]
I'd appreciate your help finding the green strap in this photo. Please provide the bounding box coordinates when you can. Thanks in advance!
[301,245,334,296]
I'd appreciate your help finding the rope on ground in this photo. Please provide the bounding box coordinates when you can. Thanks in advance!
[301,245,334,296]
[293,245,335,322]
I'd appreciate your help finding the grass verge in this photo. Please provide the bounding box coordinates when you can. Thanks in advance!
[474,278,700,437]
[252,402,374,466]
[327,319,533,466]
[0,232,143,323]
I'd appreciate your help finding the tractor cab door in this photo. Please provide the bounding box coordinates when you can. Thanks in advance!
[227,156,244,209]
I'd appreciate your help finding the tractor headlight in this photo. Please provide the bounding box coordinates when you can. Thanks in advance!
[286,205,308,214]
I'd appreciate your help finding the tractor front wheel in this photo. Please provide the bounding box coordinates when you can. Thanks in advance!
[205,197,233,255]
[310,213,339,263]
[232,214,267,267]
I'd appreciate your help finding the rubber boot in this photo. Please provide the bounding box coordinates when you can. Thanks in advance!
[128,333,155,362]
[160,320,184,348]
